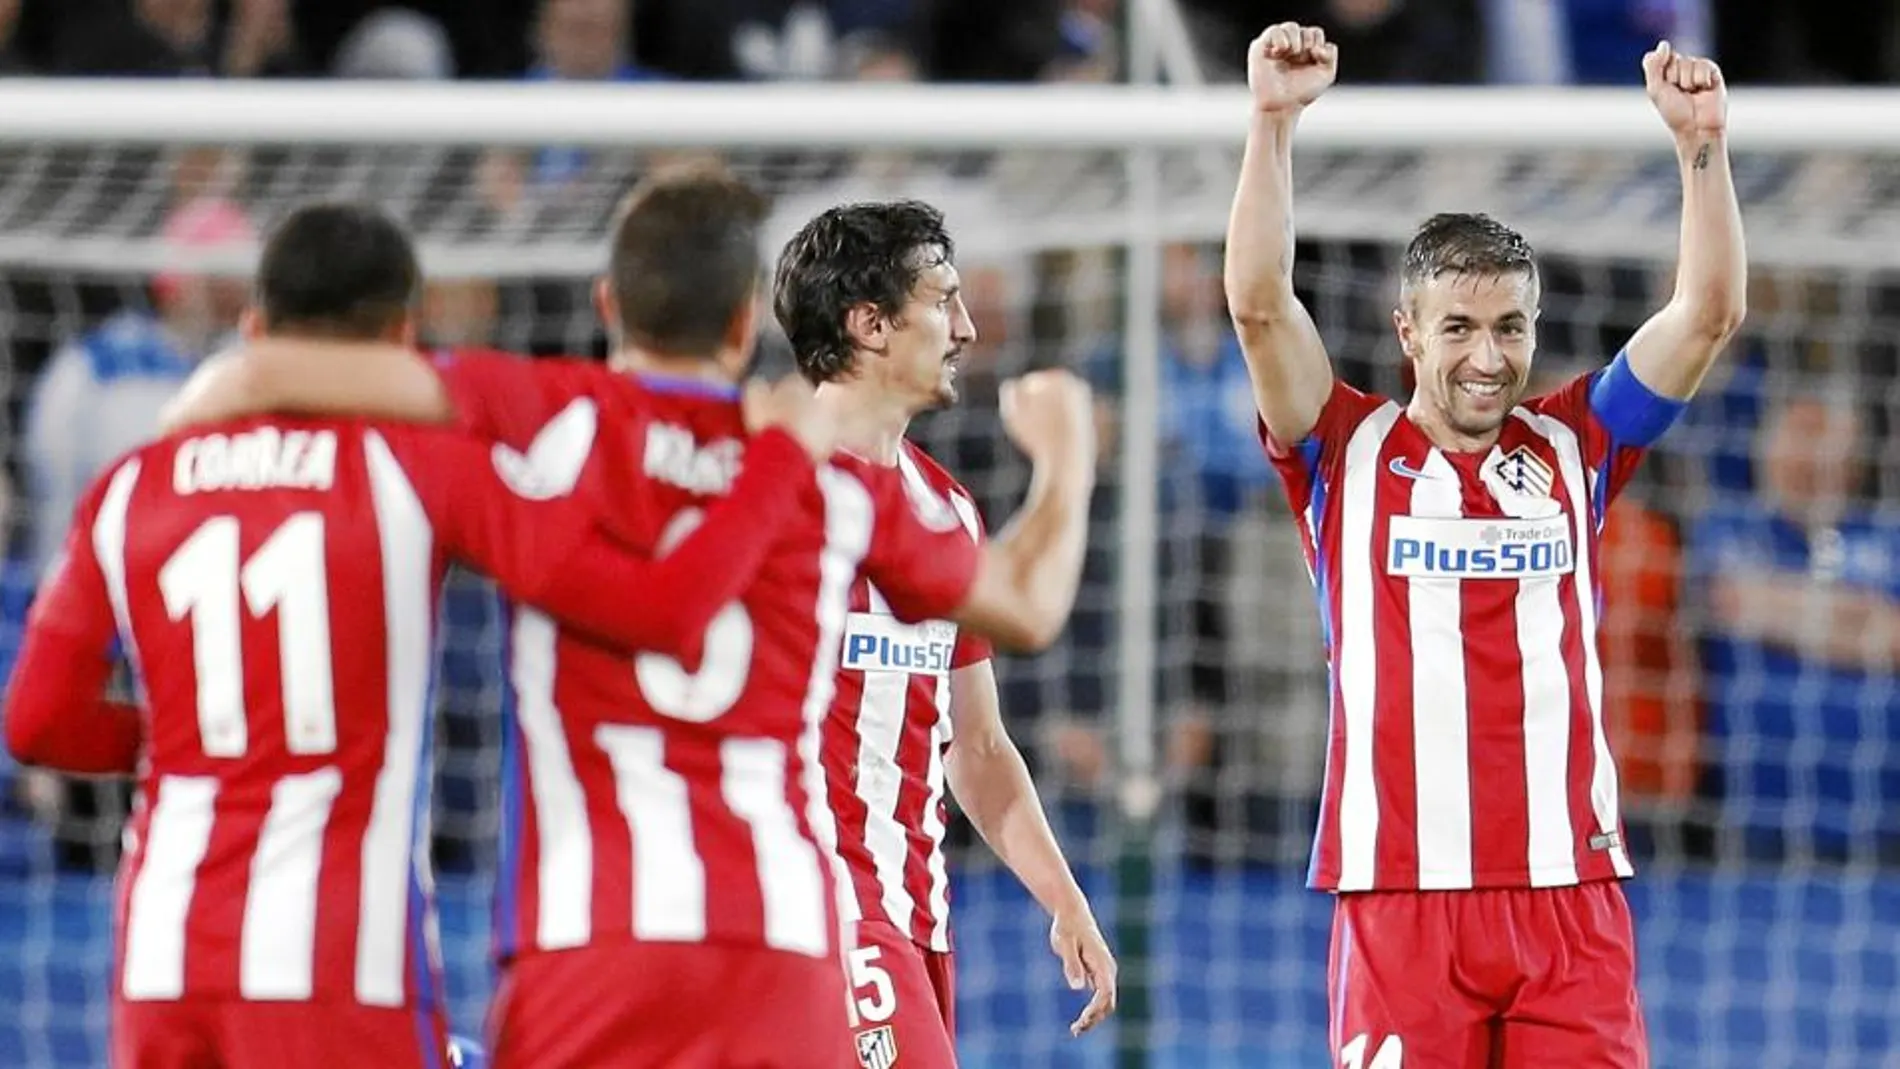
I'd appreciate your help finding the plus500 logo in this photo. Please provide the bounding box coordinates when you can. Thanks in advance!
[840,613,956,676]
[1385,516,1575,579]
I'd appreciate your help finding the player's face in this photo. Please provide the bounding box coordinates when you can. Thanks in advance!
[1397,270,1537,443]
[884,259,976,411]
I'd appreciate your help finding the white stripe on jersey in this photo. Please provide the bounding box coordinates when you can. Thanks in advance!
[359,433,438,1005]
[1518,411,1633,878]
[122,775,219,999]
[808,468,876,941]
[1335,404,1402,890]
[919,676,954,949]
[1408,450,1474,890]
[93,461,144,696]
[723,737,828,955]
[241,767,343,999]
[596,724,707,942]
[511,608,591,950]
[855,584,919,935]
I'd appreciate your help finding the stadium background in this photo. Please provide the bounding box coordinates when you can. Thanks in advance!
[0,1,1896,1066]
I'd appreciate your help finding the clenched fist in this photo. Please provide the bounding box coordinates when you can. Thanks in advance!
[1000,369,1096,469]
[1247,22,1338,115]
[1643,41,1727,141]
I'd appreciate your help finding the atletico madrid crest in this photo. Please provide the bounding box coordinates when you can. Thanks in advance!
[856,1025,898,1069]
[1493,445,1554,498]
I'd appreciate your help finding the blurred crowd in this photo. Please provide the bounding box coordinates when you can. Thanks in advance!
[0,0,1892,86]
[0,0,1894,883]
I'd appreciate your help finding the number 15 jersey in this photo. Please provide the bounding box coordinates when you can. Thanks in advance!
[435,352,983,967]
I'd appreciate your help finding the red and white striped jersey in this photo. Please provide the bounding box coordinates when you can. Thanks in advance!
[434,352,984,965]
[1263,354,1685,893]
[17,412,688,1008]
[823,442,991,952]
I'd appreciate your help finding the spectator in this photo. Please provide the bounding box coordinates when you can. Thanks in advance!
[0,0,28,73]
[56,0,305,76]
[1690,389,1900,863]
[22,197,253,574]
[1483,0,1710,85]
[332,7,456,79]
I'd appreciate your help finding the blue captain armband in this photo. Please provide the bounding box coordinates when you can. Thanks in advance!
[1589,350,1686,449]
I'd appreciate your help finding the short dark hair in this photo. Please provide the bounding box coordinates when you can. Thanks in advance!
[772,200,954,384]
[257,202,419,338]
[608,164,769,356]
[1399,212,1538,308]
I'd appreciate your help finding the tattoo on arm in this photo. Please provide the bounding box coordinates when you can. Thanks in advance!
[1692,143,1712,171]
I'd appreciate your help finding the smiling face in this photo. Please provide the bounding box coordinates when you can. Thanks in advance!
[1392,213,1542,450]
[1395,268,1538,446]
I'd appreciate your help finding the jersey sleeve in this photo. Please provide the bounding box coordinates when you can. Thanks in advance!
[1257,378,1390,516]
[1526,350,1688,517]
[948,489,992,668]
[431,348,605,449]
[2,476,142,774]
[854,464,982,626]
[394,421,816,664]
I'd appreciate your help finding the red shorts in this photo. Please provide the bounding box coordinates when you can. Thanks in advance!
[1328,881,1648,1069]
[844,920,957,1069]
[112,998,449,1069]
[488,941,854,1069]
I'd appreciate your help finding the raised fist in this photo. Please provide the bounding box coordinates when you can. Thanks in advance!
[1247,22,1338,115]
[1643,41,1727,140]
[1000,369,1096,468]
[742,375,836,461]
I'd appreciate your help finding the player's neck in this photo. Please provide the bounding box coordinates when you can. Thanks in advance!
[1404,395,1503,455]
[816,381,914,467]
[607,347,735,387]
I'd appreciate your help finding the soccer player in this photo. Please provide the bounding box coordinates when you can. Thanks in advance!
[773,200,1117,1066]
[2,201,834,1069]
[1225,23,1745,1069]
[161,166,1100,1068]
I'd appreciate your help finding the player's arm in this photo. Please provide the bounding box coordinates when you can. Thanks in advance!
[3,490,142,775]
[420,381,834,661]
[1620,42,1746,401]
[934,372,1098,652]
[162,339,456,432]
[944,659,1117,1035]
[1224,22,1339,446]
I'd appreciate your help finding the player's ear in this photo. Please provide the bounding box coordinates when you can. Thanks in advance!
[843,300,887,356]
[592,277,620,345]
[390,314,418,349]
[1392,306,1418,359]
[239,307,265,340]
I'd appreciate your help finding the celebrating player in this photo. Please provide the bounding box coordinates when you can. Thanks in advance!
[1225,23,1745,1069]
[161,166,1100,1067]
[2,202,835,1069]
[773,201,1117,1066]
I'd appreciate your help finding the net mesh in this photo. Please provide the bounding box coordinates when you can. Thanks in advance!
[0,126,1896,1069]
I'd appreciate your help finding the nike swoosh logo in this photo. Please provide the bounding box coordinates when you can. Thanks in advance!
[1388,457,1439,480]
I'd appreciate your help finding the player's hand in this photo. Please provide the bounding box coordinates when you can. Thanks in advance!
[1000,369,1096,471]
[742,375,836,461]
[1050,907,1117,1035]
[1248,22,1338,115]
[1643,41,1726,141]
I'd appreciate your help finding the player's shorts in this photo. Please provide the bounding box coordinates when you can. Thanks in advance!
[1328,880,1648,1069]
[843,919,957,1069]
[112,997,450,1069]
[487,940,854,1069]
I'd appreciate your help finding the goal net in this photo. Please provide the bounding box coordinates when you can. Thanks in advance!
[0,80,1895,1069]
